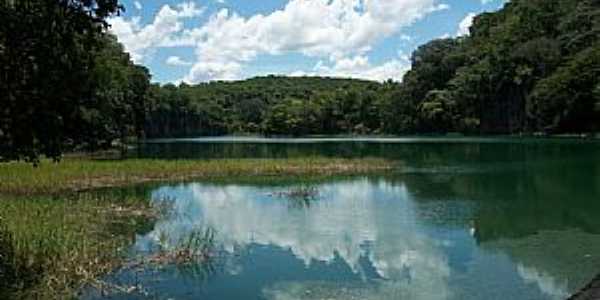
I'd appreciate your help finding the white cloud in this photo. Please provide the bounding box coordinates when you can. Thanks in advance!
[186,60,242,82]
[438,32,451,39]
[110,0,449,82]
[108,2,204,63]
[133,1,142,10]
[456,12,476,36]
[181,0,449,82]
[165,56,192,66]
[290,54,410,82]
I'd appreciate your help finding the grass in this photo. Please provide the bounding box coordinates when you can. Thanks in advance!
[0,193,157,299]
[151,227,217,267]
[0,156,397,297]
[0,157,397,195]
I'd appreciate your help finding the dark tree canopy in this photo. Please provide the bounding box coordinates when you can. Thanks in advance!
[0,0,126,162]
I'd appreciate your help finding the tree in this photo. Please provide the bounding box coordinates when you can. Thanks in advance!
[0,0,123,162]
[72,35,150,151]
[528,45,600,133]
[418,90,456,133]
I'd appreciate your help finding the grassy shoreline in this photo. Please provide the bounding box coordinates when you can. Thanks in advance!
[0,157,396,298]
[0,193,157,299]
[0,157,397,196]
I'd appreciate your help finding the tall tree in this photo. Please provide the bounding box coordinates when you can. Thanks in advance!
[0,0,122,162]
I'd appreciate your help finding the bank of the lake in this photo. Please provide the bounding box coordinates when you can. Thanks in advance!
[0,157,396,195]
[0,192,157,299]
[0,157,395,298]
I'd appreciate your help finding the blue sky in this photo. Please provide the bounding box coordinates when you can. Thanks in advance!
[109,0,506,83]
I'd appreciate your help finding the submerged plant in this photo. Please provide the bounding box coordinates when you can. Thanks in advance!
[271,185,320,208]
[148,227,217,267]
[289,186,319,198]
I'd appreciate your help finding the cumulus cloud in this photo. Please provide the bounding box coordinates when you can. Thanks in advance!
[182,0,449,82]
[456,12,476,36]
[110,0,449,82]
[289,54,411,82]
[108,2,204,63]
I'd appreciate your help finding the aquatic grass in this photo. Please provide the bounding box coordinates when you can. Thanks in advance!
[92,227,219,298]
[0,157,397,195]
[284,186,319,198]
[150,227,217,267]
[0,193,157,299]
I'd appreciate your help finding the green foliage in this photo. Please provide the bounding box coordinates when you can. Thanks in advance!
[74,34,151,151]
[145,76,383,137]
[0,0,149,162]
[0,157,395,195]
[418,90,456,132]
[382,0,600,135]
[0,193,155,298]
[528,44,600,133]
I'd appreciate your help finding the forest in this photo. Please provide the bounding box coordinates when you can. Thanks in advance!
[1,0,599,161]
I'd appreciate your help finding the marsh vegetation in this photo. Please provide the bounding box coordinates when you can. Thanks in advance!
[0,193,157,299]
[0,157,394,195]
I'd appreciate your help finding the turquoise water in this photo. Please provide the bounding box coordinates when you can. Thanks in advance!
[88,138,600,299]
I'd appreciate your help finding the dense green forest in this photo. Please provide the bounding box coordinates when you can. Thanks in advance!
[146,0,600,137]
[1,0,599,161]
[144,77,389,137]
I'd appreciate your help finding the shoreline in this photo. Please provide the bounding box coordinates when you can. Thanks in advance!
[0,192,158,299]
[0,157,396,298]
[0,157,397,196]
[140,133,600,143]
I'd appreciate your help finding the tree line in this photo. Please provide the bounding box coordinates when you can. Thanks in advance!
[146,0,600,138]
[1,0,599,162]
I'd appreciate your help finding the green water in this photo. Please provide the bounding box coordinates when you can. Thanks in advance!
[90,138,600,299]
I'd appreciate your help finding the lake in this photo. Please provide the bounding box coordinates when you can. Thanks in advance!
[87,137,600,299]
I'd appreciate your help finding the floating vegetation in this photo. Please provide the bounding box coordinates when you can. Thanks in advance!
[270,185,321,208]
[271,186,319,199]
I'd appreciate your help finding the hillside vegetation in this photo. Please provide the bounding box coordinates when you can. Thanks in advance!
[145,0,600,138]
[2,0,599,161]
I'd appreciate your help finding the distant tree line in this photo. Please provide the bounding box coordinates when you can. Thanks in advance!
[144,77,390,138]
[1,0,599,162]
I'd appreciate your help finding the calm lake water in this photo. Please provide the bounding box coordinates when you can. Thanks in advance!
[89,138,600,300]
